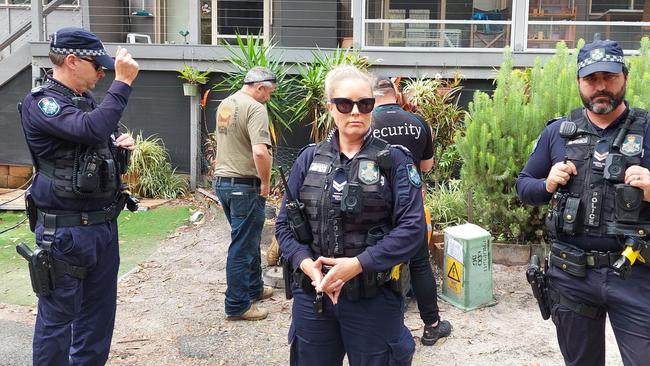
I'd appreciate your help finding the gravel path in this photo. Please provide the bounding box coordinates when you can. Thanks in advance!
[0,206,624,366]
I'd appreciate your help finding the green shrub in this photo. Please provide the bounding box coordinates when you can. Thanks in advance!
[403,75,465,184]
[458,42,580,243]
[127,132,188,199]
[425,180,468,231]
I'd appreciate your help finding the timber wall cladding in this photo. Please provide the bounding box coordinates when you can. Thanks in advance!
[0,165,32,189]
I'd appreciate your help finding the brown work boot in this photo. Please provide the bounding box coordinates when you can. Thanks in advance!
[256,286,274,301]
[226,304,269,321]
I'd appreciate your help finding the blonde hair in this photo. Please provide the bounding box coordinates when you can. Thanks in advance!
[324,65,373,100]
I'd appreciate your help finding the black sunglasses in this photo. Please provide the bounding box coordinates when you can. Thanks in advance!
[79,57,102,71]
[330,97,375,114]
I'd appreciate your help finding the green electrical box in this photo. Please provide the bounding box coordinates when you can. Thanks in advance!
[440,223,495,311]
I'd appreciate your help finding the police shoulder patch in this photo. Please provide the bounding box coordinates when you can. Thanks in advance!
[38,97,60,117]
[406,164,421,188]
[358,160,379,184]
[621,134,643,156]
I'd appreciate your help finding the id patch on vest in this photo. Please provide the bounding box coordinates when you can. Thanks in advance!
[621,134,643,156]
[407,164,421,188]
[309,162,330,174]
[38,97,60,117]
[358,160,379,184]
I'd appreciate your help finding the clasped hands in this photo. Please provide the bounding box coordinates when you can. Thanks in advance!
[546,160,650,201]
[299,256,363,305]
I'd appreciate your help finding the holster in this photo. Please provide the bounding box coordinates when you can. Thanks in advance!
[549,241,587,277]
[281,256,293,300]
[26,246,55,297]
[389,263,411,297]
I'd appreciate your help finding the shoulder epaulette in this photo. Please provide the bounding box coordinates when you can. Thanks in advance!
[391,144,414,159]
[546,116,564,126]
[30,86,45,96]
[296,143,316,158]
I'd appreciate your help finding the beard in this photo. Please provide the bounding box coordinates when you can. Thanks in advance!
[580,86,626,115]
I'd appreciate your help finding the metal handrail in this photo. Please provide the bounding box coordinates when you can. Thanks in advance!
[0,0,73,53]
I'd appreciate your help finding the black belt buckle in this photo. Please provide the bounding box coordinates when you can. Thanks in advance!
[586,251,617,268]
[80,212,89,225]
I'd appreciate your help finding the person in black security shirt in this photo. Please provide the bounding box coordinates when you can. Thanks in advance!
[516,40,650,365]
[372,77,452,346]
[276,65,424,365]
[20,27,139,365]
[372,77,434,172]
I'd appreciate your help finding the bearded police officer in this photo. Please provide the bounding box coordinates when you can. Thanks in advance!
[19,27,139,365]
[516,40,650,365]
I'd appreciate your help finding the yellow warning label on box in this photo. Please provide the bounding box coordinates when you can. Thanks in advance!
[445,257,463,295]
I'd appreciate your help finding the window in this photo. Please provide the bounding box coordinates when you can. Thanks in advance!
[215,0,262,44]
[590,0,645,14]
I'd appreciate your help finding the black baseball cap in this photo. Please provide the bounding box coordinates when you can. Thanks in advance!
[577,40,625,77]
[49,27,114,70]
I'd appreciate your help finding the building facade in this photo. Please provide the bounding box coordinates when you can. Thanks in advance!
[1,0,649,180]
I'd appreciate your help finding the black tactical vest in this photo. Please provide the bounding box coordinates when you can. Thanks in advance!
[549,108,650,238]
[32,83,120,200]
[300,135,393,258]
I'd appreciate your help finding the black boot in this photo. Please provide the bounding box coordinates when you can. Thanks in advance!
[421,320,452,346]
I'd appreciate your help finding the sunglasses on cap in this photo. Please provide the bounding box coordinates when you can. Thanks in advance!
[79,57,102,71]
[330,97,375,114]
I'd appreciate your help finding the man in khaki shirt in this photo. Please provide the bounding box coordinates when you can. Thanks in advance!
[214,67,275,320]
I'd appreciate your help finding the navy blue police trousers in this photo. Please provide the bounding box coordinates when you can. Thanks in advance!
[32,220,119,366]
[548,264,650,365]
[289,286,415,366]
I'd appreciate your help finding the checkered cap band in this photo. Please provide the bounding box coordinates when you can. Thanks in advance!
[50,47,108,56]
[577,54,625,70]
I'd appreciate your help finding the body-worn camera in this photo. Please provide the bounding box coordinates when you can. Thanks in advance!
[604,153,626,183]
[341,183,363,214]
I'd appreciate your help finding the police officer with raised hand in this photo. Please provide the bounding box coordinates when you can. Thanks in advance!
[276,65,424,365]
[516,40,650,365]
[19,27,139,365]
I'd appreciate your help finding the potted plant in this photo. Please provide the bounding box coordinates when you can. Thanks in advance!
[177,64,211,97]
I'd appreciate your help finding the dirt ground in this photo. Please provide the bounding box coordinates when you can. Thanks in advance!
[0,202,625,366]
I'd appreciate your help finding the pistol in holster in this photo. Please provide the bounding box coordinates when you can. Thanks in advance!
[16,243,56,297]
[526,254,552,320]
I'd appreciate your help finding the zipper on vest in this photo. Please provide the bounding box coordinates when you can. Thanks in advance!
[319,176,330,256]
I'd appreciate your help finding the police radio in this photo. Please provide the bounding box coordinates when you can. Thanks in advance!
[278,167,313,244]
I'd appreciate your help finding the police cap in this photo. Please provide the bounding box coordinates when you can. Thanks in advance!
[577,40,625,78]
[49,27,115,70]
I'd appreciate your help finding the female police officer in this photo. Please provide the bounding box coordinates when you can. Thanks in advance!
[276,65,425,365]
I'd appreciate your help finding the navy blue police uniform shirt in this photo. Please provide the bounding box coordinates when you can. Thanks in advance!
[21,76,132,211]
[516,105,650,251]
[371,104,433,167]
[276,132,425,273]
